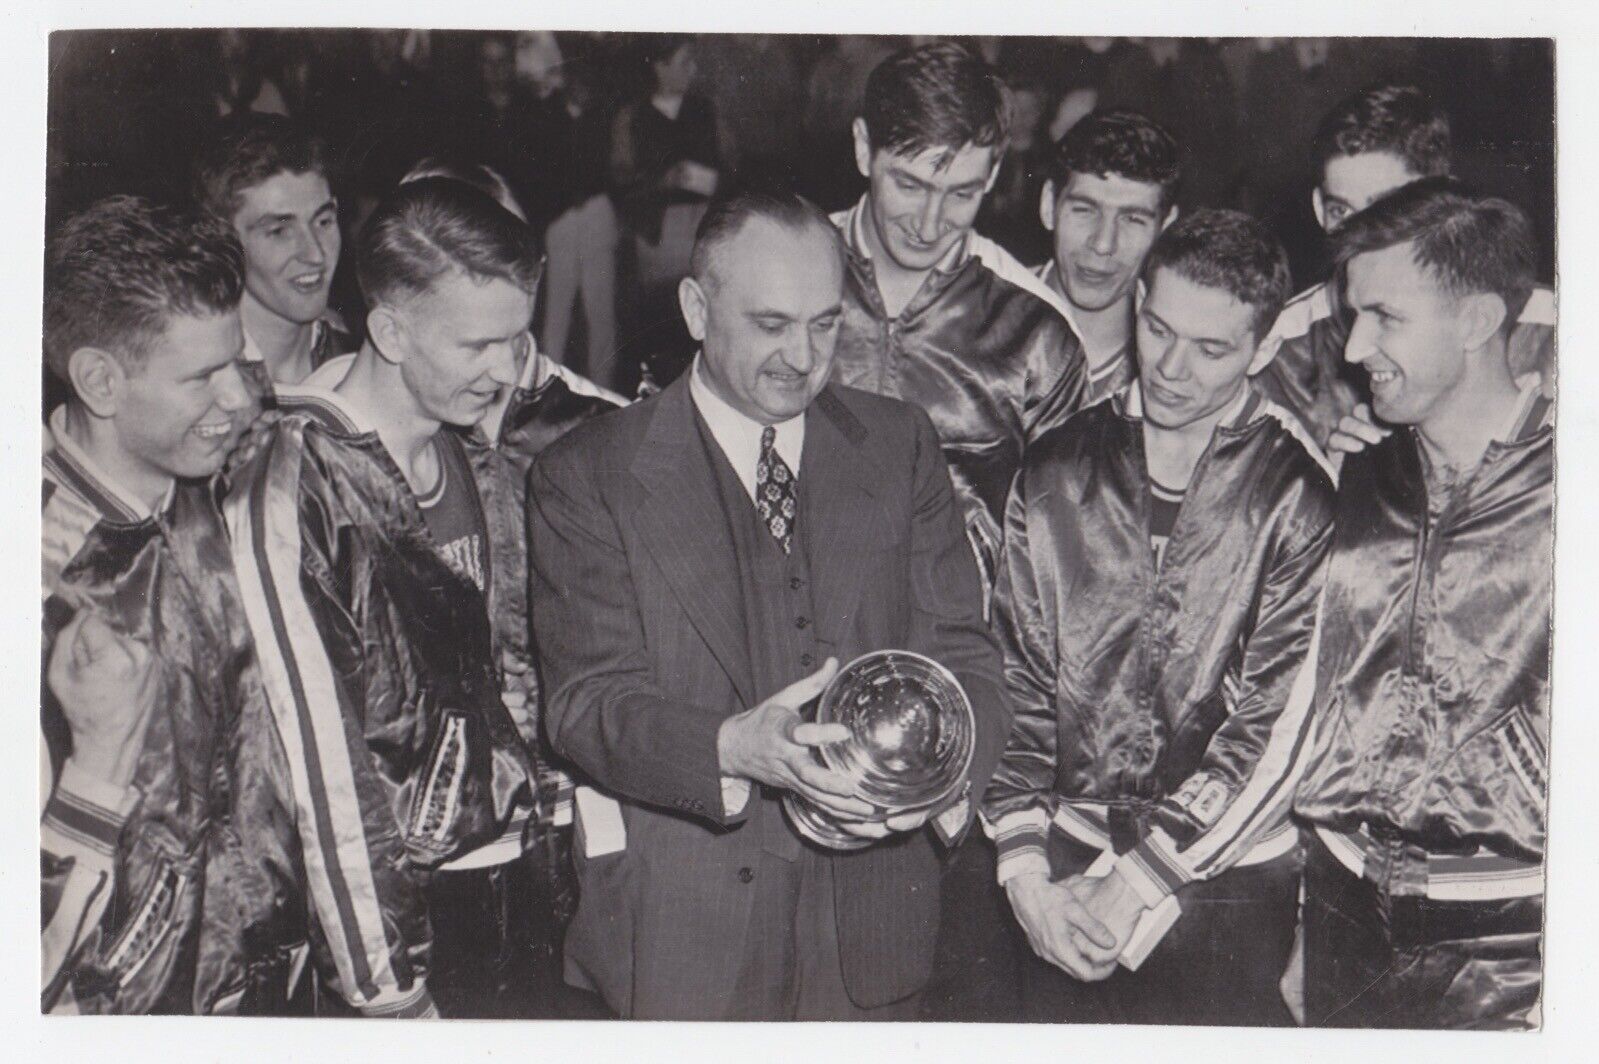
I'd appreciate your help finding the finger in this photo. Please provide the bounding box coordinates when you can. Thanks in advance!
[1337,416,1385,444]
[789,776,876,821]
[790,721,850,747]
[882,809,933,833]
[49,610,91,684]
[791,759,866,801]
[1326,430,1363,456]
[771,657,839,711]
[835,818,891,839]
[1066,922,1121,966]
[1059,892,1117,951]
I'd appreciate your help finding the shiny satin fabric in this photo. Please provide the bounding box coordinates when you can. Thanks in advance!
[42,478,296,1014]
[984,389,1334,844]
[222,400,535,1009]
[1293,421,1552,864]
[829,231,1088,577]
[1302,835,1542,1029]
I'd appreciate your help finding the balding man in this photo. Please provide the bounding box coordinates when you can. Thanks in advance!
[526,190,1010,1020]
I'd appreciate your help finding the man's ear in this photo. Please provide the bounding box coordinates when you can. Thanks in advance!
[851,118,873,180]
[66,346,125,419]
[1459,291,1509,353]
[678,275,709,342]
[1038,180,1057,232]
[366,304,409,366]
[1311,187,1329,233]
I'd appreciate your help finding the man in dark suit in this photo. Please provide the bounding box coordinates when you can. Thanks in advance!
[526,190,1011,1020]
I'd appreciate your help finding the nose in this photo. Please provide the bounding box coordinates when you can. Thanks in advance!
[296,223,328,267]
[784,329,819,376]
[1153,338,1191,383]
[1345,314,1378,364]
[915,193,943,243]
[1089,214,1116,257]
[487,337,521,386]
[214,362,254,414]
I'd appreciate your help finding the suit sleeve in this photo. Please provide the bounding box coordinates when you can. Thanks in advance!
[526,448,745,828]
[225,422,437,1019]
[1113,500,1333,907]
[979,461,1061,883]
[899,408,1011,847]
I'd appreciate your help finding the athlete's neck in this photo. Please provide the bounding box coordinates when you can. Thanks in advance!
[60,403,174,513]
[861,199,937,319]
[1416,344,1522,473]
[336,342,442,493]
[242,289,318,386]
[1140,379,1245,492]
[1047,264,1133,371]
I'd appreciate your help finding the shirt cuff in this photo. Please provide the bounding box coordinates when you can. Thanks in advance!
[1113,827,1193,907]
[359,983,438,1019]
[721,777,753,817]
[990,806,1052,884]
[42,759,141,858]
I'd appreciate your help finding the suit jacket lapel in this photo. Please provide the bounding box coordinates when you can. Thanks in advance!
[802,388,887,646]
[632,379,756,707]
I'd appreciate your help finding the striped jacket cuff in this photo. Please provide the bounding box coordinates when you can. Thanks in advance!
[991,807,1051,884]
[42,760,140,858]
[359,983,438,1019]
[1114,828,1193,907]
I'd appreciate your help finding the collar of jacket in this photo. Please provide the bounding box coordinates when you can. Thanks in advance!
[836,194,973,277]
[1112,378,1264,435]
[45,405,174,526]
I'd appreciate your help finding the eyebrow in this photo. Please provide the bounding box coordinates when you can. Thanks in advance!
[1142,307,1237,347]
[889,166,984,193]
[248,200,338,229]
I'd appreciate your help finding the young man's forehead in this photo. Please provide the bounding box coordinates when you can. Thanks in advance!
[1061,170,1166,210]
[235,169,336,217]
[880,141,997,180]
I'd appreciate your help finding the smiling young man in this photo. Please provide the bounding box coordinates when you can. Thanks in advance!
[831,42,1090,607]
[1255,85,1556,450]
[984,210,1334,1027]
[1036,109,1180,407]
[223,178,542,1018]
[194,113,355,395]
[40,196,285,1014]
[1290,179,1550,1030]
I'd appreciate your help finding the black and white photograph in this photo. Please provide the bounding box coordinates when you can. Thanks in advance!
[15,1,1595,1056]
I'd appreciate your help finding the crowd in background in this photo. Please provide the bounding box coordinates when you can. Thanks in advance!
[47,30,1554,398]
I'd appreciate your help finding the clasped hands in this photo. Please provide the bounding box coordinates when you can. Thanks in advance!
[1006,866,1149,982]
[716,657,936,840]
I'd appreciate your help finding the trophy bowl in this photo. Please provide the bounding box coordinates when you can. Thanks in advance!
[783,649,975,851]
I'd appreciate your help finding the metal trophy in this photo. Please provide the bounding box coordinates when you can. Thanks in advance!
[783,649,975,851]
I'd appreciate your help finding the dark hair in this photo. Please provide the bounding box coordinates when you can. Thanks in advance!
[688,189,842,286]
[355,177,542,309]
[1331,176,1535,320]
[1049,108,1181,214]
[642,34,694,70]
[1142,208,1292,342]
[1312,84,1452,182]
[45,195,244,381]
[863,42,1010,163]
[192,112,334,222]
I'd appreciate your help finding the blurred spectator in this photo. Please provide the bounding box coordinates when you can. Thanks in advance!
[610,35,724,390]
[800,35,899,209]
[694,34,804,189]
[977,71,1054,264]
[201,29,290,118]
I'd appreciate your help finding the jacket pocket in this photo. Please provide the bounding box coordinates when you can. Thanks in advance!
[407,711,469,848]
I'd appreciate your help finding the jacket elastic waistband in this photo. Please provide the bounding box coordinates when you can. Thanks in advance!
[1314,825,1543,901]
[1053,799,1297,867]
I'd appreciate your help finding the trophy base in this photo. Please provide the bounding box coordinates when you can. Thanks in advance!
[782,794,875,851]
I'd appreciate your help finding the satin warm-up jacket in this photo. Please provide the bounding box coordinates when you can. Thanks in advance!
[42,417,297,1016]
[1294,387,1553,881]
[830,200,1090,602]
[222,382,533,1018]
[983,384,1335,906]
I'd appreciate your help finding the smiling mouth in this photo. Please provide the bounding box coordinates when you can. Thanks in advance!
[193,422,232,440]
[289,272,326,293]
[1368,369,1400,386]
[1146,382,1186,405]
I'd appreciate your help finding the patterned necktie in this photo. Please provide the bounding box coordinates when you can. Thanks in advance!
[755,425,797,554]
